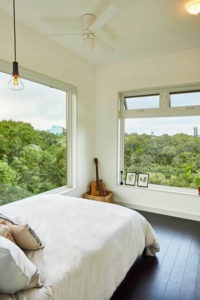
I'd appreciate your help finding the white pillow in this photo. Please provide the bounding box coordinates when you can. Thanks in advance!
[0,236,42,294]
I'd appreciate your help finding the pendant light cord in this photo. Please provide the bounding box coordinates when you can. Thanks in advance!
[13,0,17,61]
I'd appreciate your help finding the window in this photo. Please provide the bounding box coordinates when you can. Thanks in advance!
[0,68,77,205]
[170,91,200,107]
[119,85,200,190]
[125,94,159,110]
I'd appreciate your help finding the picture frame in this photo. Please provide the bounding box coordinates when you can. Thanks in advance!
[137,173,149,187]
[125,172,136,186]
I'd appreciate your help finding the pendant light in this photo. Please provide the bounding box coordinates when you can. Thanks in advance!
[186,0,200,15]
[8,0,24,90]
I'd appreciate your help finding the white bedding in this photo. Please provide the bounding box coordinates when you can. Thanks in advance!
[0,194,159,300]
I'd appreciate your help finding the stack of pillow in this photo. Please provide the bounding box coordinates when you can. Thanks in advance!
[0,214,44,294]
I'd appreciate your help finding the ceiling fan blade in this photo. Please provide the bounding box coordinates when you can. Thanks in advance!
[46,33,81,36]
[89,3,119,32]
[43,16,82,34]
[96,36,114,51]
[96,27,118,49]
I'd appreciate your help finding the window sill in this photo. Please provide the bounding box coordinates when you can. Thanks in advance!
[119,183,198,197]
[39,185,76,196]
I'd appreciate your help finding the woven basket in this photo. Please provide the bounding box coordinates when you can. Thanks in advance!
[83,191,113,203]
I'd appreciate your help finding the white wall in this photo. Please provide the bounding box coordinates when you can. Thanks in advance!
[1,10,200,220]
[96,48,200,221]
[0,11,96,196]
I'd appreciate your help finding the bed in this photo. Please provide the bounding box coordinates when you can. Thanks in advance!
[0,194,159,300]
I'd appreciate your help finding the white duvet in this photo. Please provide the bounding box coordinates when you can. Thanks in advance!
[0,194,159,300]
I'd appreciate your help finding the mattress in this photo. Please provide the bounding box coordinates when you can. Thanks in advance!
[0,194,159,300]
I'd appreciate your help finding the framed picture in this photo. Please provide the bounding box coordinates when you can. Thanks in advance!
[125,172,136,186]
[137,173,149,187]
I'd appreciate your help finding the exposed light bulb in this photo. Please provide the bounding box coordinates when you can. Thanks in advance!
[8,61,24,91]
[186,0,200,15]
[8,74,24,91]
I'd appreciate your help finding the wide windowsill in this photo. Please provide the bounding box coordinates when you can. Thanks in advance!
[0,185,77,207]
[120,183,198,197]
[41,185,76,195]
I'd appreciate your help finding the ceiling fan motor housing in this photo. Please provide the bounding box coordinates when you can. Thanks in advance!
[83,30,95,39]
[82,14,96,50]
[83,29,95,50]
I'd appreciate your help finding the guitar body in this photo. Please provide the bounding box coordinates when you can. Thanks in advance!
[90,158,107,197]
[90,180,106,196]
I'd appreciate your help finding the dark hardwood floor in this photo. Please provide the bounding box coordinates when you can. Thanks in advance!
[110,211,200,300]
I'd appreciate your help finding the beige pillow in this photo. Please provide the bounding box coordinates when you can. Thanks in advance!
[0,215,16,225]
[7,223,43,251]
[0,224,15,243]
[0,218,6,225]
[0,214,44,251]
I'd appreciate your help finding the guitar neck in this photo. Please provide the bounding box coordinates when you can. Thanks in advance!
[95,163,100,188]
[93,158,105,196]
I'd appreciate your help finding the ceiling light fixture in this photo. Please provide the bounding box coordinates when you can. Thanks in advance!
[8,0,24,90]
[82,14,95,51]
[186,0,200,15]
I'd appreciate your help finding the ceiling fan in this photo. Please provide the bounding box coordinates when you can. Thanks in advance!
[45,0,123,51]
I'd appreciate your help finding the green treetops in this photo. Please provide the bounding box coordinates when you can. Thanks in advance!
[0,120,67,205]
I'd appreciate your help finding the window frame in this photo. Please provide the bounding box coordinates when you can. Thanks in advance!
[118,83,200,191]
[0,59,77,192]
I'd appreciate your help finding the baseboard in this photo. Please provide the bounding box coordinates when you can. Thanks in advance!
[114,201,200,222]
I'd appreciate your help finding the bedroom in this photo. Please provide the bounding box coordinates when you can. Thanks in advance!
[0,0,200,299]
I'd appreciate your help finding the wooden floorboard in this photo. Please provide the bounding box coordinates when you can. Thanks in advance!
[178,251,199,300]
[163,234,192,300]
[194,259,200,300]
[110,211,200,300]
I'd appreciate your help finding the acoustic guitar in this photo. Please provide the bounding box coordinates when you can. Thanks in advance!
[90,158,106,196]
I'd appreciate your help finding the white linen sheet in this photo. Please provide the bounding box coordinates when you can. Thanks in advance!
[0,194,159,300]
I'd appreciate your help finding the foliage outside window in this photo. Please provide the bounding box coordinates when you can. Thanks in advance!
[119,86,200,190]
[0,71,75,205]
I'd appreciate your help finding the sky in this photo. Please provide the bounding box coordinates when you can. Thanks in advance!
[0,72,66,131]
[125,116,200,136]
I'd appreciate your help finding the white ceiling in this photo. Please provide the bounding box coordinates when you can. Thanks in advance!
[0,0,199,65]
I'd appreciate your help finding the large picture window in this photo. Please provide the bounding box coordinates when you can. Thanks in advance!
[0,69,76,205]
[119,85,200,190]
